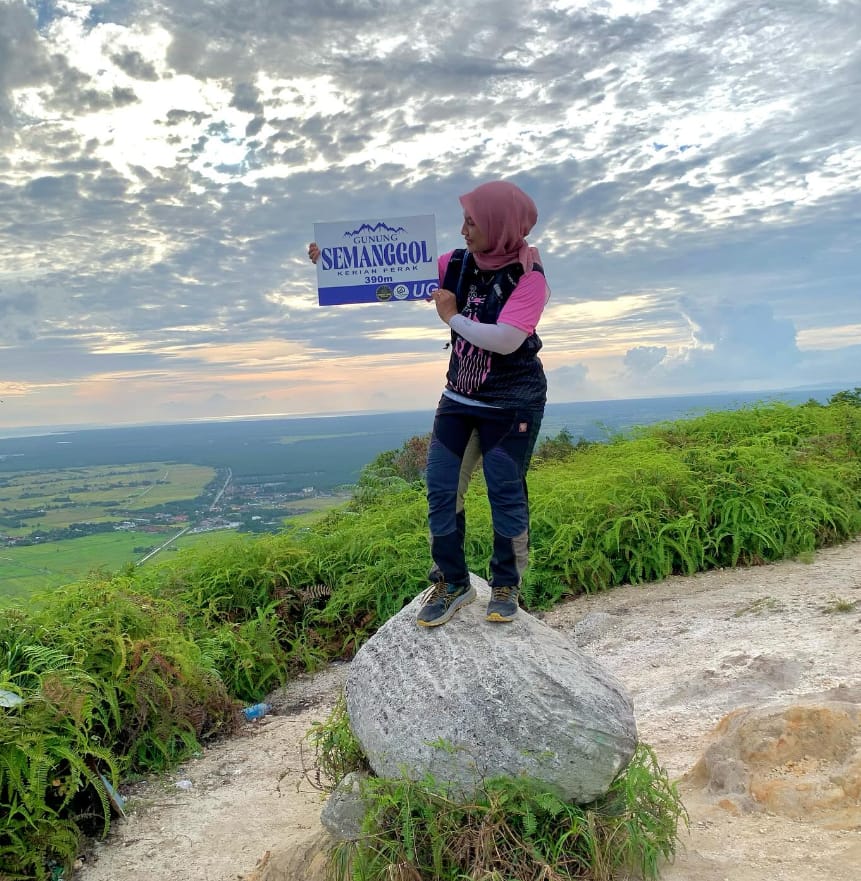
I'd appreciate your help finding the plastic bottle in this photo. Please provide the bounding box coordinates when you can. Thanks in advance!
[242,702,271,721]
[0,688,23,708]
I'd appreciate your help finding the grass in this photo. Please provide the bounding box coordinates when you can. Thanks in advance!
[280,493,352,528]
[733,596,784,617]
[168,529,247,553]
[0,529,253,607]
[341,750,686,881]
[821,596,859,614]
[0,532,171,604]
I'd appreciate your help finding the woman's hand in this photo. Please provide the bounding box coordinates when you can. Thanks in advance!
[430,287,459,325]
[308,242,320,264]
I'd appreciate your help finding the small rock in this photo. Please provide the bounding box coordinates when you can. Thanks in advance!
[321,772,369,841]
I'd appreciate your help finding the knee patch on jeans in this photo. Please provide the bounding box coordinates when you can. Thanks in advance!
[512,530,529,578]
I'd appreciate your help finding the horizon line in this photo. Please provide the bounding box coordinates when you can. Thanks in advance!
[0,384,849,441]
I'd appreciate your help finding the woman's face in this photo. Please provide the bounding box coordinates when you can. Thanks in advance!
[461,212,489,254]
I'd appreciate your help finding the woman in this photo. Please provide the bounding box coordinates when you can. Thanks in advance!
[309,180,549,627]
[421,180,548,626]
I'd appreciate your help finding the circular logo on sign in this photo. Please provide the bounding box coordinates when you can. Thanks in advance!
[393,284,409,300]
[375,285,393,302]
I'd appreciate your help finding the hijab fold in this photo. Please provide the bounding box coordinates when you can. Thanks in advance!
[459,181,540,273]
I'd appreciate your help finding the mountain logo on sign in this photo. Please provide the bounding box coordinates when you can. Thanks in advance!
[343,222,406,237]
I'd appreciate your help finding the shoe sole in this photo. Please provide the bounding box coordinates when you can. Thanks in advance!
[486,609,517,623]
[416,587,477,627]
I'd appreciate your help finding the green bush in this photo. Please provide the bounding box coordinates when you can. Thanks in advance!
[518,402,861,606]
[1,613,119,878]
[329,746,685,881]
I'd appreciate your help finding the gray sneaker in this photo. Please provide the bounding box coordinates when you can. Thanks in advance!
[486,585,519,622]
[416,581,476,627]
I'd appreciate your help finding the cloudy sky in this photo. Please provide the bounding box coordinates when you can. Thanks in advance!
[1,0,859,430]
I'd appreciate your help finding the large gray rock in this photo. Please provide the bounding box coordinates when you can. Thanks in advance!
[345,575,637,803]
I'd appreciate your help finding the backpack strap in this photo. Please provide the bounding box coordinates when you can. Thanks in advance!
[441,249,472,310]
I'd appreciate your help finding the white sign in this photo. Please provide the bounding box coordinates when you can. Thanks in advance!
[314,214,439,306]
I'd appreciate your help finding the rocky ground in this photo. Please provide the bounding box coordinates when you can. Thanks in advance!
[76,539,861,881]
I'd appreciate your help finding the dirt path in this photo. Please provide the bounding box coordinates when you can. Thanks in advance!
[76,540,861,881]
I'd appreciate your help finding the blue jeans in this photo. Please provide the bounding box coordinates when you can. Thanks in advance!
[426,395,543,588]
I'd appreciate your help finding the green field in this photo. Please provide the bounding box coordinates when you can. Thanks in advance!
[0,528,243,606]
[280,493,350,519]
[0,463,215,535]
[0,495,348,607]
[0,531,160,604]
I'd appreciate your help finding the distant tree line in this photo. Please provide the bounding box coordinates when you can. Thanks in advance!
[6,521,118,545]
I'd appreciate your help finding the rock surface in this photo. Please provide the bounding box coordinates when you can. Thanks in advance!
[320,772,368,841]
[345,574,637,803]
[684,694,861,827]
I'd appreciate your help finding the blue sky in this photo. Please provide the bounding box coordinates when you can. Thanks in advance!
[1,0,859,430]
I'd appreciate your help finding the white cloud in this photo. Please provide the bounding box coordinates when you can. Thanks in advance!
[623,346,668,374]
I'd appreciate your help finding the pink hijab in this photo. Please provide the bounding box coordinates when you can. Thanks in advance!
[459,181,541,273]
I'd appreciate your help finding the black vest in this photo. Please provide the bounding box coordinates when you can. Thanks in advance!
[442,249,547,410]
